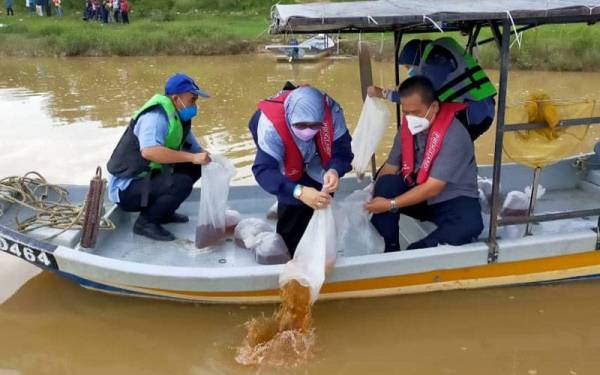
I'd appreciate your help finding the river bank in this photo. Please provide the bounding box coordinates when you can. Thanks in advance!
[1,9,600,71]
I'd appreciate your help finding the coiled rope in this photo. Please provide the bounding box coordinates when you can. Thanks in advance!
[0,172,114,239]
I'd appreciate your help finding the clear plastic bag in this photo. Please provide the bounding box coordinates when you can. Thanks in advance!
[253,232,291,265]
[234,218,274,249]
[337,190,384,256]
[195,155,236,249]
[351,97,390,179]
[225,209,241,234]
[279,206,337,303]
[266,201,278,220]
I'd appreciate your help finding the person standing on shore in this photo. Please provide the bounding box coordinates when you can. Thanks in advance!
[5,0,14,16]
[112,0,119,22]
[120,0,128,24]
[52,0,62,16]
[35,0,42,16]
[101,0,109,23]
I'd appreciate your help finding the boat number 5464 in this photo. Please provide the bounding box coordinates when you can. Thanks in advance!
[0,237,54,268]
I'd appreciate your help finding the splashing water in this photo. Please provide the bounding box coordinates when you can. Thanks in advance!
[235,280,316,368]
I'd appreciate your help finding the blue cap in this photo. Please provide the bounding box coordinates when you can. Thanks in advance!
[164,73,209,98]
[398,39,432,66]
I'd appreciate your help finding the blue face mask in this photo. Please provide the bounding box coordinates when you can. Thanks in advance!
[177,97,198,121]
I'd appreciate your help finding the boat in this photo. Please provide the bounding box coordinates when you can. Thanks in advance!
[2,1,600,304]
[265,33,336,62]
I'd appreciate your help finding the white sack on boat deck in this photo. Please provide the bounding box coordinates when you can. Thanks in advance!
[279,206,337,303]
[253,232,291,265]
[234,218,274,249]
[195,155,236,248]
[500,185,546,239]
[351,97,390,179]
[337,190,384,256]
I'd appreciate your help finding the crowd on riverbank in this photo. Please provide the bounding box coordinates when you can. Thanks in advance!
[83,0,129,24]
[10,0,63,17]
[4,0,129,22]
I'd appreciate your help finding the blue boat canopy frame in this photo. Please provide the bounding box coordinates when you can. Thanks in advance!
[269,0,600,263]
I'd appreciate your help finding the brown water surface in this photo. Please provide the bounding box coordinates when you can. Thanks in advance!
[2,55,600,374]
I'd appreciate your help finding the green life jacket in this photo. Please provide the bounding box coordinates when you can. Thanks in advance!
[132,94,184,173]
[420,37,497,103]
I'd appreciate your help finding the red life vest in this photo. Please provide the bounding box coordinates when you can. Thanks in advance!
[257,89,333,182]
[401,102,467,185]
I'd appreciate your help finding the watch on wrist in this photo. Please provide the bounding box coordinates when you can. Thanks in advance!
[389,199,399,212]
[293,184,303,199]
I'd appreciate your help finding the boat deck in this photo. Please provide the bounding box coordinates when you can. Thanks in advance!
[2,159,600,269]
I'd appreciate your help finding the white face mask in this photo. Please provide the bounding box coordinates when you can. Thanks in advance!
[405,105,432,135]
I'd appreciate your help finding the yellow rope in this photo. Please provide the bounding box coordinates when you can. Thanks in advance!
[0,172,114,239]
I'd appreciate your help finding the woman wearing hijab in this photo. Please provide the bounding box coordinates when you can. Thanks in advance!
[249,85,353,256]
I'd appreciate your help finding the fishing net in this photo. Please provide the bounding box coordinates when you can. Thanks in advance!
[503,93,595,168]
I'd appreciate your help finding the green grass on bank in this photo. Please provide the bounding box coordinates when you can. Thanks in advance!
[0,0,296,56]
[0,13,270,56]
[476,24,600,71]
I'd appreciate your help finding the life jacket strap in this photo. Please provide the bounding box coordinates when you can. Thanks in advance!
[435,65,485,99]
[443,77,492,103]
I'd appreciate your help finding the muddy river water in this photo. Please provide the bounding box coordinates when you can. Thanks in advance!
[2,55,600,374]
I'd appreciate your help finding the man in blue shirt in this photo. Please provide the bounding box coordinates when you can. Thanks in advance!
[249,85,353,255]
[107,73,211,241]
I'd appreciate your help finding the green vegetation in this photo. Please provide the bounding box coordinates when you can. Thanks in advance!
[1,0,600,71]
[0,14,268,56]
[476,24,600,71]
[0,0,292,56]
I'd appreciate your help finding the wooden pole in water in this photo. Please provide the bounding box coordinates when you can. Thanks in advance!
[393,31,403,130]
[358,40,377,179]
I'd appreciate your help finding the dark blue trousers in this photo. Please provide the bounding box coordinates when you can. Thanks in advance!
[371,174,484,252]
[117,163,201,224]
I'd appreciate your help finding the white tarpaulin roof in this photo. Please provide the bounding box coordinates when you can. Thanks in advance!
[270,0,600,33]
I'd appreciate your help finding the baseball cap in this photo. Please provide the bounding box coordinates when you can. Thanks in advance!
[164,73,209,98]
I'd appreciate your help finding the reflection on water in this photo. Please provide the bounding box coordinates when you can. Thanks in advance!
[3,55,600,374]
[2,270,600,374]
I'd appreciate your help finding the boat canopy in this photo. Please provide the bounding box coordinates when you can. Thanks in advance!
[270,0,600,34]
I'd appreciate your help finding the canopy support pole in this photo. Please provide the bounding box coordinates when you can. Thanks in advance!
[394,31,403,129]
[525,167,542,236]
[467,24,482,53]
[487,20,511,263]
[489,22,504,51]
